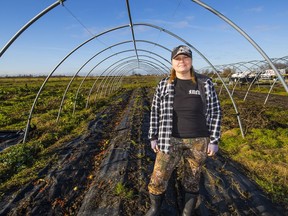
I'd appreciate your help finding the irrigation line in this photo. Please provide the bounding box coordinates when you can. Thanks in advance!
[63,4,94,37]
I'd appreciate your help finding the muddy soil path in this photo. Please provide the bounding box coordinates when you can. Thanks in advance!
[0,130,24,151]
[224,89,288,110]
[0,88,287,216]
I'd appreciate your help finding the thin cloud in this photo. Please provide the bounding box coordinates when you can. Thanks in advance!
[37,46,68,51]
[144,8,155,13]
[215,23,233,32]
[246,6,263,13]
[134,25,151,33]
[254,24,280,32]
[140,18,231,34]
[185,15,195,21]
[141,19,191,29]
[117,11,127,19]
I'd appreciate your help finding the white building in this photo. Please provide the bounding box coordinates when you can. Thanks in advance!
[260,69,286,79]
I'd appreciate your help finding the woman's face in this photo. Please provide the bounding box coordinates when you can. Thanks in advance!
[172,54,192,75]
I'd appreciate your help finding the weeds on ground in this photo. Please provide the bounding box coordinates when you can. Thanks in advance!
[221,127,288,204]
[0,76,135,196]
[219,88,288,205]
[115,182,134,199]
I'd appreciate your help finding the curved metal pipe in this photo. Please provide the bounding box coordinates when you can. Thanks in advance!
[84,50,170,107]
[125,0,139,64]
[104,60,164,97]
[23,24,130,143]
[24,22,245,142]
[264,79,278,105]
[71,39,171,114]
[108,63,164,95]
[243,61,269,101]
[57,40,132,122]
[191,0,288,93]
[100,59,164,98]
[133,22,245,138]
[0,0,65,58]
[90,52,170,102]
[87,56,138,106]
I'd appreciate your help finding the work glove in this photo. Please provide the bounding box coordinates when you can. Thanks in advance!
[207,143,218,157]
[151,140,160,153]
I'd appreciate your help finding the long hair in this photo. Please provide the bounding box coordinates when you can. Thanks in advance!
[168,66,197,84]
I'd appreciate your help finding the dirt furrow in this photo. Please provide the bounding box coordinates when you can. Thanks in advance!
[0,90,133,215]
[200,155,286,215]
[77,88,139,215]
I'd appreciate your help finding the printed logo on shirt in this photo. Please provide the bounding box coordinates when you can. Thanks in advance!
[189,89,200,95]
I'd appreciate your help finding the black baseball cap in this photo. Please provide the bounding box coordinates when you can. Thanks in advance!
[171,45,192,60]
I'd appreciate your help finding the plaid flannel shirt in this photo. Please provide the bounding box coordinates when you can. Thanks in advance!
[148,73,222,154]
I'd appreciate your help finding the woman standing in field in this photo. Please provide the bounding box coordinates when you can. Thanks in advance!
[146,45,222,216]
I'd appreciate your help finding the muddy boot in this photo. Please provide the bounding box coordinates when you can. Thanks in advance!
[145,193,164,216]
[182,192,198,216]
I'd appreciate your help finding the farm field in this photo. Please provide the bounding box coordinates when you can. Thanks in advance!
[0,76,287,215]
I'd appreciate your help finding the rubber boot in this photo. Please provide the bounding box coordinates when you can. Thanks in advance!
[145,193,164,216]
[182,192,198,216]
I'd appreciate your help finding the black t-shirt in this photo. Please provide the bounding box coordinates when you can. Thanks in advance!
[172,78,209,138]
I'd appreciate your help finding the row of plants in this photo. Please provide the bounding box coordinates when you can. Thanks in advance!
[0,75,160,199]
[219,91,288,206]
[0,75,287,208]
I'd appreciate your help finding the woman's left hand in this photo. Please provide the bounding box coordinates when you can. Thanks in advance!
[151,140,160,153]
[207,144,218,156]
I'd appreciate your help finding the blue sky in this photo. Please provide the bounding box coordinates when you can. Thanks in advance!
[0,0,287,76]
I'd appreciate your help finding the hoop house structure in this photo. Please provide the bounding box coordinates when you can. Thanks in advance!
[0,0,287,144]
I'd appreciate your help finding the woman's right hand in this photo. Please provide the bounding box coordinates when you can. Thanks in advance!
[151,140,160,153]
